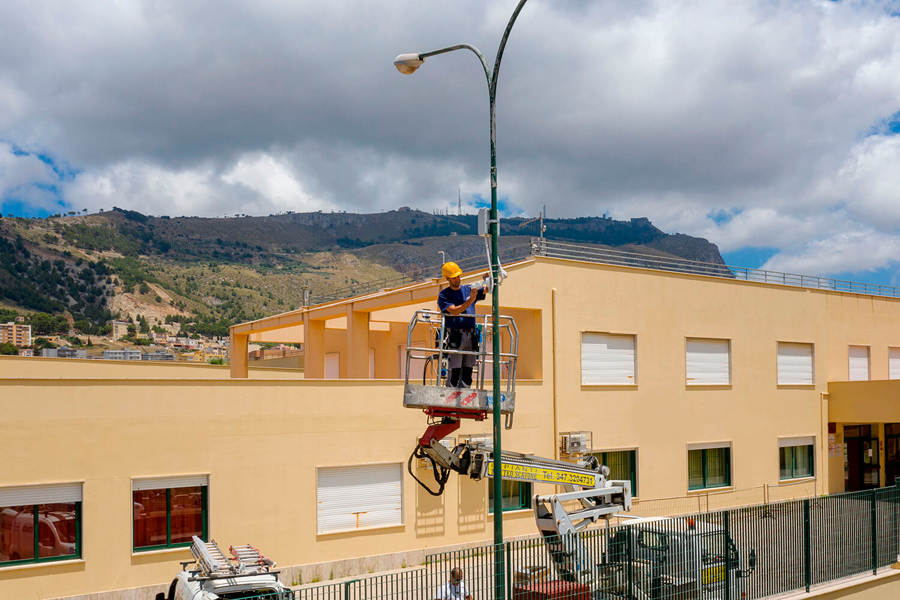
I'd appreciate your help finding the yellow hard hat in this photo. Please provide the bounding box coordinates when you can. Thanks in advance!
[442,261,462,279]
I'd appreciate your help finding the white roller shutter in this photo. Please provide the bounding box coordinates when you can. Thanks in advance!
[890,348,900,380]
[686,338,730,385]
[0,483,82,506]
[777,343,814,385]
[581,333,636,385]
[132,475,209,491]
[779,436,814,448]
[848,346,870,381]
[317,463,403,534]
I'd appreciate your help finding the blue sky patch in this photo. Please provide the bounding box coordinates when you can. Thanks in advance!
[470,194,524,217]
[721,247,779,269]
[0,199,56,219]
[707,208,743,225]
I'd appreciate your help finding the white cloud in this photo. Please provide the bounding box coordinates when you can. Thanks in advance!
[2,0,900,277]
[815,135,900,230]
[761,229,900,275]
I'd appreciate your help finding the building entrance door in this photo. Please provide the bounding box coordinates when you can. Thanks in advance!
[844,425,880,491]
[886,424,900,486]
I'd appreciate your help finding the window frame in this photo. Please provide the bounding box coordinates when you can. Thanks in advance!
[132,479,208,553]
[316,463,405,535]
[848,345,871,381]
[580,332,637,386]
[488,479,533,514]
[778,436,815,481]
[685,338,731,386]
[776,342,815,386]
[0,502,82,567]
[687,445,732,491]
[593,449,639,498]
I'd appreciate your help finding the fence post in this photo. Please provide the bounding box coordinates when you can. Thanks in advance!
[505,542,512,600]
[724,511,731,600]
[803,498,811,593]
[872,489,878,575]
[627,524,634,600]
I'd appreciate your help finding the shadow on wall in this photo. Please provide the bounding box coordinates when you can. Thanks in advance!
[457,477,486,535]
[415,471,445,538]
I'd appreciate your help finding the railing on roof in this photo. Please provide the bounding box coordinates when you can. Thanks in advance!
[533,239,900,299]
[305,238,900,307]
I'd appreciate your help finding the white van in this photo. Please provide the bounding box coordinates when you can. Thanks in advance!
[600,516,756,600]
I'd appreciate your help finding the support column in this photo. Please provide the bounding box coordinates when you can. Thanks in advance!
[304,313,325,379]
[346,305,369,380]
[230,332,249,379]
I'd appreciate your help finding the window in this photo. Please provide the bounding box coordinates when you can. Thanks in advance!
[488,479,532,513]
[581,333,636,385]
[779,437,814,480]
[133,476,208,551]
[686,338,731,385]
[848,346,870,381]
[688,445,731,490]
[0,483,82,566]
[890,348,900,380]
[317,464,403,534]
[777,342,814,385]
[594,450,638,497]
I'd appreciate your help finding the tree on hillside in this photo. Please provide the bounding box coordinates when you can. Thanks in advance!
[32,337,56,350]
[29,313,69,336]
[0,342,19,355]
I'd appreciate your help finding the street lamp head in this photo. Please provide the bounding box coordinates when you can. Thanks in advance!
[393,53,424,74]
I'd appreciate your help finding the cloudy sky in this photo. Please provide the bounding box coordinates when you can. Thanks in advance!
[2,0,900,283]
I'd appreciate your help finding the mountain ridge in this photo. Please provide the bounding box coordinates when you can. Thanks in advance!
[0,209,724,335]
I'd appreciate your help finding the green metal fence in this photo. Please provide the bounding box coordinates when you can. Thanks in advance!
[294,485,900,600]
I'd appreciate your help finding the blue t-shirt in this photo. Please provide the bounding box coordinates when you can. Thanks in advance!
[437,284,486,329]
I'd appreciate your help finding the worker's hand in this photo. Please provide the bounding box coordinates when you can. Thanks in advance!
[482,272,490,281]
[469,287,479,300]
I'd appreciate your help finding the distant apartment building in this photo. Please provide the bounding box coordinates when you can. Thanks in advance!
[0,322,32,347]
[42,347,87,359]
[103,349,142,361]
[141,351,175,361]
[172,337,202,350]
[248,345,301,360]
[107,319,130,341]
[18,348,34,357]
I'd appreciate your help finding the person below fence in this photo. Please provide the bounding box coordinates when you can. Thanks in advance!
[434,567,473,600]
[437,262,489,388]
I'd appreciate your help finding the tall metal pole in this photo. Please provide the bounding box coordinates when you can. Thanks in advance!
[397,4,530,598]
[487,8,528,600]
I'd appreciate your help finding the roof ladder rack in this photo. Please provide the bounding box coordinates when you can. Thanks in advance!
[191,536,234,577]
[230,543,275,571]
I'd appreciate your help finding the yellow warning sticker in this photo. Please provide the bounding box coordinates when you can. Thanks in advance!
[487,462,597,486]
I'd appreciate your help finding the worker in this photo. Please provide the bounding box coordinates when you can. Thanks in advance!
[437,261,489,388]
[434,567,472,600]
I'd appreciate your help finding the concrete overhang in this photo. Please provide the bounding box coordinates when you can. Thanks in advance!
[230,259,535,338]
[828,380,900,423]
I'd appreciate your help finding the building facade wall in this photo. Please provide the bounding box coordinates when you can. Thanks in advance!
[4,258,900,598]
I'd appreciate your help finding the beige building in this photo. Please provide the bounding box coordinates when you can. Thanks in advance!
[107,319,129,341]
[3,246,900,599]
[0,322,31,347]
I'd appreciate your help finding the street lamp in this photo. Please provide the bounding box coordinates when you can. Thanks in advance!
[394,2,530,598]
